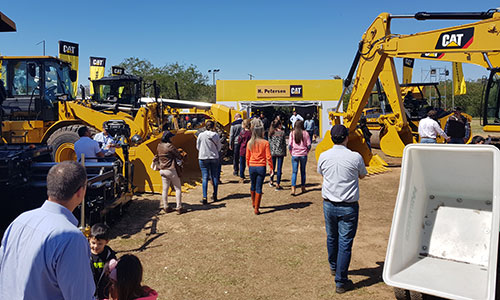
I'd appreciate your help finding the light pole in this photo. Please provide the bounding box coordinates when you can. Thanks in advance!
[208,69,219,101]
[248,73,254,80]
[36,40,45,56]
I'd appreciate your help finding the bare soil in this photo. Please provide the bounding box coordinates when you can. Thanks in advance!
[108,147,401,299]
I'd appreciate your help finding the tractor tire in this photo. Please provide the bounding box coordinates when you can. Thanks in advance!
[47,125,81,162]
[394,288,410,300]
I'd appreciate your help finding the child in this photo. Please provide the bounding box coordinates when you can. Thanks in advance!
[89,223,117,300]
[107,254,158,300]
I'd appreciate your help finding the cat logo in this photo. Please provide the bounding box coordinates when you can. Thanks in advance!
[58,41,79,56]
[403,58,414,68]
[290,85,302,97]
[435,28,474,50]
[112,66,124,76]
[420,52,444,59]
[90,57,106,67]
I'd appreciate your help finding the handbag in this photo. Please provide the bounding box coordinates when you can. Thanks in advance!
[151,155,160,171]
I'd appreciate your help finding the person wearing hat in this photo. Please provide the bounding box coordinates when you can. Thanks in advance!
[444,107,470,144]
[156,131,185,214]
[317,124,367,294]
[289,110,303,130]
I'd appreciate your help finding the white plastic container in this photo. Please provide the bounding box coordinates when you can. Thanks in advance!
[383,144,500,300]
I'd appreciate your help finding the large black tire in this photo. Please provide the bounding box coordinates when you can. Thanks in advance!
[394,288,410,300]
[47,125,82,162]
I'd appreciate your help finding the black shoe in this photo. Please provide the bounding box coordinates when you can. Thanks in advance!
[336,280,354,294]
[201,198,208,205]
[233,171,238,176]
[211,194,218,202]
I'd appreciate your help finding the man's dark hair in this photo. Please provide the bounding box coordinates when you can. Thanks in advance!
[206,120,215,130]
[78,126,89,137]
[427,110,437,119]
[471,135,486,144]
[47,161,87,202]
[90,223,111,240]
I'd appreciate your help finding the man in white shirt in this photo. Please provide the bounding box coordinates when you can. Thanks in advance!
[289,110,303,129]
[418,110,450,143]
[93,123,117,157]
[317,124,367,294]
[74,126,104,162]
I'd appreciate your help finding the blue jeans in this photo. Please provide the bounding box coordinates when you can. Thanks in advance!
[249,166,266,194]
[307,130,314,143]
[449,137,465,144]
[233,143,240,173]
[420,138,436,144]
[270,156,284,185]
[291,156,307,187]
[323,200,359,287]
[239,155,246,179]
[199,159,219,199]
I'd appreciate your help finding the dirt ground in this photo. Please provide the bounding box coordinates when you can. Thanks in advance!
[108,146,402,300]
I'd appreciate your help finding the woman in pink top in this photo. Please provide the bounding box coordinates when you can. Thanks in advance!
[288,120,311,195]
[107,255,158,300]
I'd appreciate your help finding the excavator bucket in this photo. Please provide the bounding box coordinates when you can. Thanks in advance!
[379,123,415,158]
[126,129,200,193]
[316,129,388,175]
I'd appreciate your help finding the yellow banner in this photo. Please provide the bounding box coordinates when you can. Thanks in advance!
[89,57,106,95]
[58,41,79,97]
[402,58,414,84]
[453,62,466,95]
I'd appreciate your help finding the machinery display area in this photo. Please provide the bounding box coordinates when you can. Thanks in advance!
[216,79,342,138]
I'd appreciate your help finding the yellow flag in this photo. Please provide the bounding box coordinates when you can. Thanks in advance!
[453,62,466,95]
[402,58,414,84]
[89,57,106,95]
[58,41,79,98]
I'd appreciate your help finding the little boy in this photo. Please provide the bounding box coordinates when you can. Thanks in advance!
[89,223,117,300]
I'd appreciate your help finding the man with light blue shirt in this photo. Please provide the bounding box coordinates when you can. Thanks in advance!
[0,161,96,300]
[317,124,367,294]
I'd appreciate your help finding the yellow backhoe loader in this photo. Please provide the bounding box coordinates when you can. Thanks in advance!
[316,9,500,172]
[0,56,243,193]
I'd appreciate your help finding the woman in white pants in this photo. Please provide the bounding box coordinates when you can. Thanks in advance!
[156,131,185,214]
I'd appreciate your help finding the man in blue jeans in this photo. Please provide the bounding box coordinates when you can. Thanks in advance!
[317,124,367,294]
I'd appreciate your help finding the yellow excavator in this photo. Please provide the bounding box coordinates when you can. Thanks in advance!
[316,9,500,172]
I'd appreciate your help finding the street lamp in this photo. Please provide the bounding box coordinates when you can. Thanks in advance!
[208,69,220,101]
[248,73,254,80]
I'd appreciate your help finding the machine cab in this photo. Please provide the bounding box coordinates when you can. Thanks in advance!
[0,56,76,121]
[91,74,142,108]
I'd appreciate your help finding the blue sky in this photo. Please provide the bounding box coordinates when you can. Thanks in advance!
[2,1,499,85]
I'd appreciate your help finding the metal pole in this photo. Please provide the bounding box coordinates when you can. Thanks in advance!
[80,153,85,229]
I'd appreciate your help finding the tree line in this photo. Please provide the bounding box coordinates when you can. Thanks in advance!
[114,57,215,102]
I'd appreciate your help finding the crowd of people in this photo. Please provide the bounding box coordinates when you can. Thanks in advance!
[0,161,158,300]
[3,103,493,299]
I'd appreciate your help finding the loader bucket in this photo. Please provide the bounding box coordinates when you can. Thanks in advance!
[127,130,200,193]
[315,129,388,175]
[379,124,415,158]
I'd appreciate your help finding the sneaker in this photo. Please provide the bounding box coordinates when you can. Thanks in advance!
[211,194,218,202]
[233,171,238,176]
[201,198,208,205]
[275,185,283,191]
[268,181,274,187]
[239,178,244,183]
[176,207,186,215]
[336,280,354,294]
[163,206,174,213]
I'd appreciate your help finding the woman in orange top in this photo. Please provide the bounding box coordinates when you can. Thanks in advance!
[246,119,274,215]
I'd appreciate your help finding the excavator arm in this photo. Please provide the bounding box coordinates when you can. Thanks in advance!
[317,9,500,171]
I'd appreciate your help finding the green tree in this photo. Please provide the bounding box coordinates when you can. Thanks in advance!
[116,57,214,101]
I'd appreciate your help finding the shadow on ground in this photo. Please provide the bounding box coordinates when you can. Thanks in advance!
[351,261,384,289]
[260,201,312,214]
